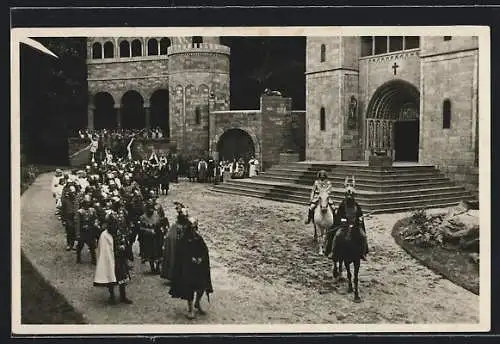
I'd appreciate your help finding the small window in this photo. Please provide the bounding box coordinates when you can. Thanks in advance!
[361,36,373,57]
[374,36,388,55]
[444,36,452,41]
[320,44,326,62]
[389,36,403,52]
[148,39,158,56]
[131,39,142,57]
[443,99,451,129]
[405,36,420,49]
[120,41,130,57]
[103,41,114,58]
[195,107,201,125]
[160,38,171,54]
[320,107,326,131]
[92,42,102,59]
[192,36,203,45]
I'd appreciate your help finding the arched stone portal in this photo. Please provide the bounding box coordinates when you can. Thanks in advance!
[121,91,145,129]
[94,92,116,129]
[216,128,257,162]
[150,89,170,137]
[366,79,420,161]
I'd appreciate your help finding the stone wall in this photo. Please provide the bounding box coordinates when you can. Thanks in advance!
[306,36,362,161]
[167,44,230,159]
[287,111,306,160]
[420,45,478,193]
[261,95,293,170]
[87,57,170,104]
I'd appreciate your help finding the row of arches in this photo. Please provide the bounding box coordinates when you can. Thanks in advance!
[92,90,169,132]
[91,36,205,59]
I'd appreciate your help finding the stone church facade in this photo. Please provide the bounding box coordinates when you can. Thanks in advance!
[305,36,479,190]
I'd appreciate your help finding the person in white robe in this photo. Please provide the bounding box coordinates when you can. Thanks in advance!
[248,156,259,177]
[93,214,132,305]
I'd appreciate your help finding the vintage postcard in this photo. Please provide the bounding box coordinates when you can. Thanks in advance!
[11,25,491,334]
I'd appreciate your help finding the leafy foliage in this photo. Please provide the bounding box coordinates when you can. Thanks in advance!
[401,209,444,248]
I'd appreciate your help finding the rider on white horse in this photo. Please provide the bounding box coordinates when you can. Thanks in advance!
[330,176,369,260]
[305,170,335,224]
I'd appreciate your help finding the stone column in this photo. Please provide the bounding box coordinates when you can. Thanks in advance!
[144,102,151,130]
[88,104,95,130]
[114,103,122,128]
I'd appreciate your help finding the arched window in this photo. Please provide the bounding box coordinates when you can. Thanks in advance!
[443,99,451,129]
[120,40,130,57]
[320,107,326,131]
[131,39,142,57]
[92,42,102,59]
[160,38,171,55]
[148,39,158,56]
[192,36,203,47]
[103,41,114,58]
[320,44,326,62]
[195,107,201,125]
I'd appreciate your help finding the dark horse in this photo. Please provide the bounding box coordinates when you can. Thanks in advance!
[327,216,365,303]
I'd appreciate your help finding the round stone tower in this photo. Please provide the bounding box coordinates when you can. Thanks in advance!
[167,36,230,159]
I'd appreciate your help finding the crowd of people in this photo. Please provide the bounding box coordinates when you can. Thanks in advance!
[186,156,260,183]
[78,127,166,142]
[50,156,213,319]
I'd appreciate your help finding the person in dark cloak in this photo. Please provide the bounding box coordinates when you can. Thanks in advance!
[160,201,189,283]
[168,203,213,319]
[325,176,369,260]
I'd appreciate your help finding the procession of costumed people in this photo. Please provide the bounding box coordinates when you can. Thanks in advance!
[51,146,213,318]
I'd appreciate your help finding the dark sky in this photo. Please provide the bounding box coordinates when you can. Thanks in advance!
[222,36,306,110]
[19,36,306,164]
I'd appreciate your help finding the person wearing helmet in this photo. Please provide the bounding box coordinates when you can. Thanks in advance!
[161,202,190,283]
[75,194,98,265]
[305,170,335,224]
[327,176,368,261]
[138,200,163,273]
[60,184,79,251]
[168,204,213,320]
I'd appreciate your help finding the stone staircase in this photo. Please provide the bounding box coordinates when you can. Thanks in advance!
[209,161,476,214]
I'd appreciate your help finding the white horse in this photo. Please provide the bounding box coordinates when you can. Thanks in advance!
[313,189,335,255]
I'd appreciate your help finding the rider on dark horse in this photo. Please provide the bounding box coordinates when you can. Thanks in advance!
[328,176,369,260]
[304,170,335,224]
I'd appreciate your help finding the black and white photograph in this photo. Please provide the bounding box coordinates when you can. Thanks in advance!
[11,26,490,334]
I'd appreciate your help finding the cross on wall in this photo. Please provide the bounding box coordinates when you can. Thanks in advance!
[392,62,399,75]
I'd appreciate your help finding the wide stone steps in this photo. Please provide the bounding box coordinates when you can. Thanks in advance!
[255,175,450,190]
[208,185,473,213]
[210,161,474,213]
[220,179,469,200]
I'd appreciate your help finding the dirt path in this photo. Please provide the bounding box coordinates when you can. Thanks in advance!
[20,173,479,324]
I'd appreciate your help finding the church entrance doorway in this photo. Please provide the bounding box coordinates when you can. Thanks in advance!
[216,129,256,162]
[365,79,420,162]
[394,120,419,161]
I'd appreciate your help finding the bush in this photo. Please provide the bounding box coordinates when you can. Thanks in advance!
[402,209,444,248]
[21,164,40,193]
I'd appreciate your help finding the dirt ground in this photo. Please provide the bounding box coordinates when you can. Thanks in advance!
[19,173,479,324]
